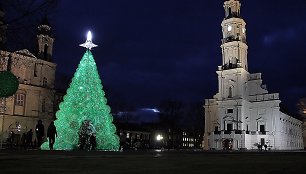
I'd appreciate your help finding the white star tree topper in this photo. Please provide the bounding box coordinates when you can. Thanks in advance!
[80,31,98,50]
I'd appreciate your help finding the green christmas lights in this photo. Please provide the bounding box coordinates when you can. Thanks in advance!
[41,50,119,151]
[0,71,19,98]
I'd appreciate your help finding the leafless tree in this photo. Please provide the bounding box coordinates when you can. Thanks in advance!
[158,100,183,129]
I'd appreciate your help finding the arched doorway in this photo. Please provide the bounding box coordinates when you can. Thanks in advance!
[79,120,96,150]
[223,139,233,150]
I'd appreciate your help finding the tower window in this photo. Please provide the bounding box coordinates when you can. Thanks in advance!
[44,44,48,60]
[43,77,47,87]
[7,57,12,71]
[227,124,233,131]
[227,25,232,32]
[227,7,232,18]
[215,126,218,132]
[34,63,38,77]
[15,94,25,106]
[228,87,233,98]
[260,125,265,132]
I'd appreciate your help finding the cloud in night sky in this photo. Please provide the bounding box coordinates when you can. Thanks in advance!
[262,23,306,46]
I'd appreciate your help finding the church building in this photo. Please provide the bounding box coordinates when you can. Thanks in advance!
[203,0,304,150]
[0,12,56,145]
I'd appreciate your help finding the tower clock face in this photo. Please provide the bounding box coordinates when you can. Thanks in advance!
[227,25,232,32]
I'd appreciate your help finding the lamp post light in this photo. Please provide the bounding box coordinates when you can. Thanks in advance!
[156,134,164,151]
[156,134,164,141]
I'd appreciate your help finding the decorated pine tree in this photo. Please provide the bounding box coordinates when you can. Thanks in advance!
[42,31,119,150]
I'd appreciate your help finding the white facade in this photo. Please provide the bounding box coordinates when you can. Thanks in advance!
[0,18,56,144]
[203,0,304,150]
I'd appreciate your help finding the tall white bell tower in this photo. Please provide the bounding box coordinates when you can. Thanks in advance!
[216,0,249,100]
[221,0,248,71]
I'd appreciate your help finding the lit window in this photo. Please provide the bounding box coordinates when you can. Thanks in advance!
[126,133,130,138]
[227,25,232,32]
[15,94,25,106]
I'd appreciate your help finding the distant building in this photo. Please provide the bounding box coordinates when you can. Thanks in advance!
[115,121,203,150]
[0,12,56,145]
[203,0,304,150]
[116,122,152,150]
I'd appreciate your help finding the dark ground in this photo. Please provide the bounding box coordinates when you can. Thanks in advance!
[0,150,305,174]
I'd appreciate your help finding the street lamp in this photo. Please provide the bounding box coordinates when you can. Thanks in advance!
[156,134,164,151]
[156,134,164,141]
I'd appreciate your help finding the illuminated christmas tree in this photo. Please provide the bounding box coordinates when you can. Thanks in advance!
[42,31,119,150]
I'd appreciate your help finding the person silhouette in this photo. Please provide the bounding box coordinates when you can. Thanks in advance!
[35,120,45,148]
[90,133,96,151]
[47,121,57,150]
[26,129,33,149]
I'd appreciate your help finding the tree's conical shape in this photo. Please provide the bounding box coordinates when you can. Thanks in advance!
[42,50,119,150]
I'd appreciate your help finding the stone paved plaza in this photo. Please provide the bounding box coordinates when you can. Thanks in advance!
[0,150,306,174]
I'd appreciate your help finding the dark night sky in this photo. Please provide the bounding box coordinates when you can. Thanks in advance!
[49,0,306,113]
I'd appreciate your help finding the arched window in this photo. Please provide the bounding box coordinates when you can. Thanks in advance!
[43,77,47,87]
[228,7,232,17]
[44,44,48,60]
[15,93,25,106]
[34,63,38,77]
[231,57,237,65]
[228,86,233,98]
[7,57,12,71]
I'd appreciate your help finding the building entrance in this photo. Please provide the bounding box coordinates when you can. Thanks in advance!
[223,139,233,150]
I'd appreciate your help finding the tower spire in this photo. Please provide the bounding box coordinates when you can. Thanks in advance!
[224,0,241,19]
[220,0,248,71]
[37,16,54,62]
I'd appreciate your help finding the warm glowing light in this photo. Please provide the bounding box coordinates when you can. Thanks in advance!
[156,134,164,141]
[80,30,98,50]
[87,31,92,41]
[227,25,232,32]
